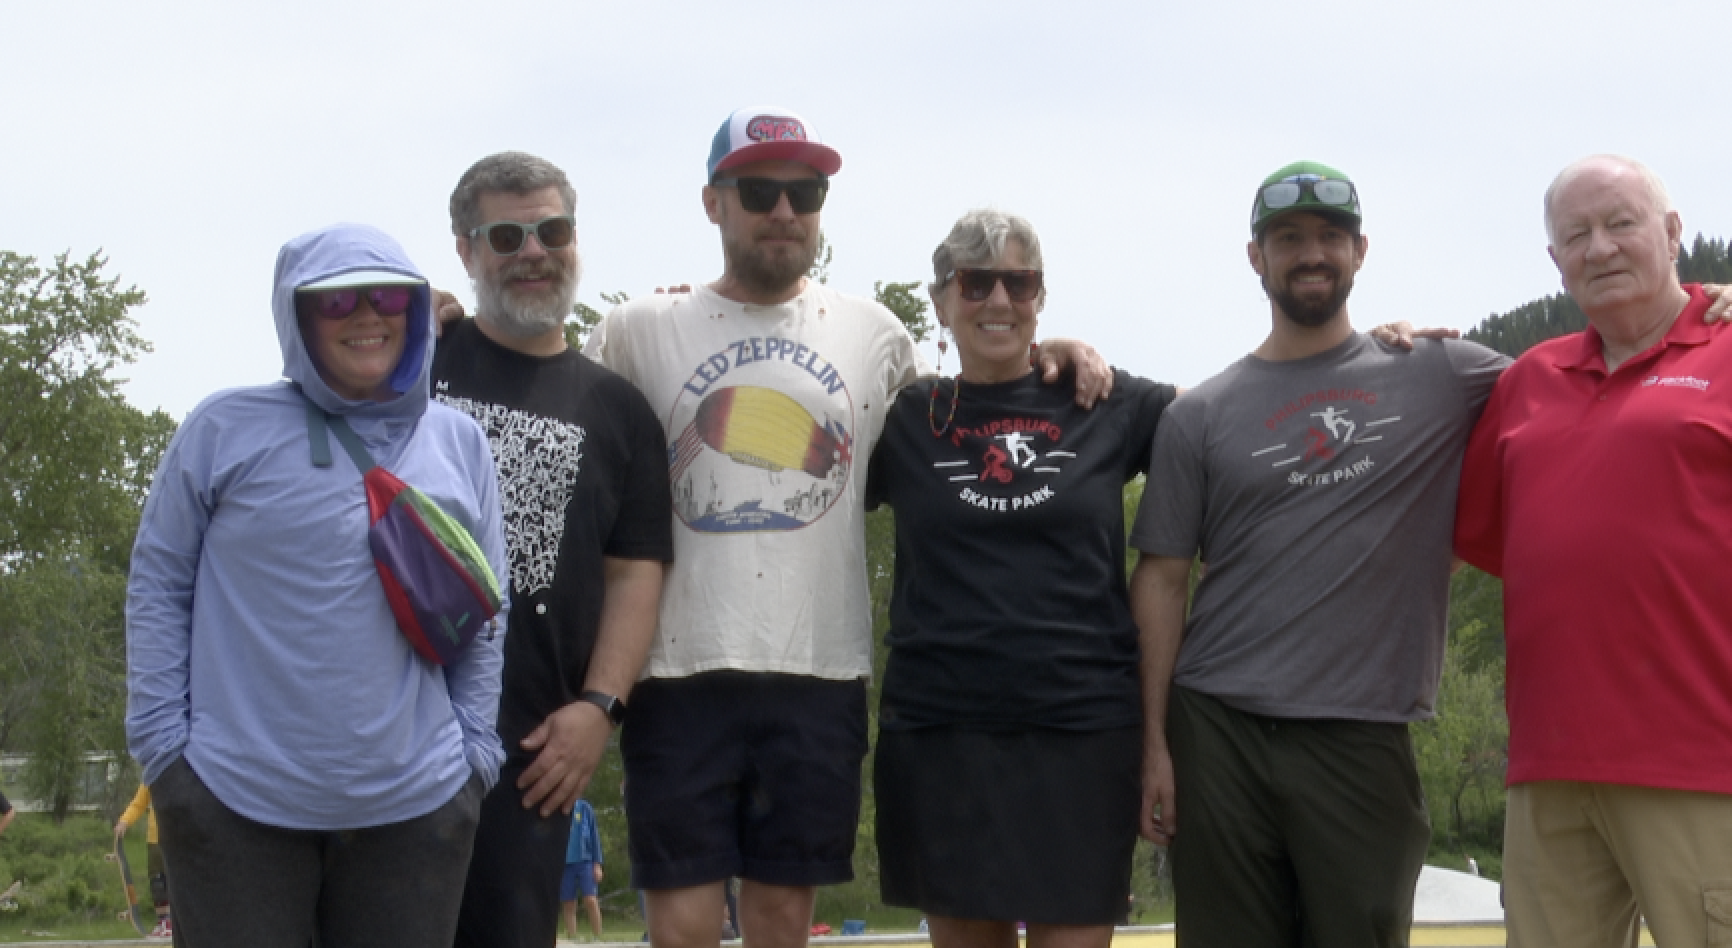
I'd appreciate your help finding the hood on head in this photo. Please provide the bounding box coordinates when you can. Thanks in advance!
[272,223,432,418]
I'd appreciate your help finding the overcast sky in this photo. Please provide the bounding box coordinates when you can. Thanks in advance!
[5,0,1730,418]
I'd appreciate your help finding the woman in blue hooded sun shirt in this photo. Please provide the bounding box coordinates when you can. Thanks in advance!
[125,223,509,948]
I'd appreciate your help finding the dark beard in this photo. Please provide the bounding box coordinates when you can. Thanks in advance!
[1265,264,1353,328]
[722,226,818,297]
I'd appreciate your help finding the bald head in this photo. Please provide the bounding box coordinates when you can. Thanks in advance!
[1543,154,1672,247]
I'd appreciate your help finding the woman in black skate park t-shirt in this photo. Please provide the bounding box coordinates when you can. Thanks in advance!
[866,209,1176,948]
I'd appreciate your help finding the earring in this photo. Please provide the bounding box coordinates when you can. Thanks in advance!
[928,326,958,438]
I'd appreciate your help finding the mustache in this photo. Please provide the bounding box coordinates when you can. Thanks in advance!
[1286,264,1341,281]
[757,224,808,241]
[500,258,570,283]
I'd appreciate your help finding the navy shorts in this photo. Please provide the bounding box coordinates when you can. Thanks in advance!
[622,671,868,890]
[560,861,598,901]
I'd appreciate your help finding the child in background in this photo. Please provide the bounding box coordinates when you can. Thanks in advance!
[115,784,171,938]
[561,799,604,941]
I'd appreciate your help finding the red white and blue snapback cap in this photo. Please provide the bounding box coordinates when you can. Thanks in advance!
[706,105,842,180]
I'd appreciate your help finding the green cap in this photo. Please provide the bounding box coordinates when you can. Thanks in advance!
[1251,160,1362,236]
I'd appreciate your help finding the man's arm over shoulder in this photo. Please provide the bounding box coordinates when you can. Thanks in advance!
[1439,337,1511,417]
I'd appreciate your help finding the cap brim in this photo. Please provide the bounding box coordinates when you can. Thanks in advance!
[714,141,842,177]
[298,269,426,291]
[1254,207,1361,236]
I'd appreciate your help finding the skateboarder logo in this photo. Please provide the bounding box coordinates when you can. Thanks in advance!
[1302,407,1358,461]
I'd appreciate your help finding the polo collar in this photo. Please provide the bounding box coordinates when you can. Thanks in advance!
[1554,283,1713,374]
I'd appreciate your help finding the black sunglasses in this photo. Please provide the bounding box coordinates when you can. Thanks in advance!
[713,177,829,214]
[466,215,577,256]
[945,268,1044,303]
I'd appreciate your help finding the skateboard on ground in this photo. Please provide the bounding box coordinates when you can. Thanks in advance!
[112,836,149,936]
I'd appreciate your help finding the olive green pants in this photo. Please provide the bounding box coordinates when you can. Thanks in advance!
[1167,686,1430,948]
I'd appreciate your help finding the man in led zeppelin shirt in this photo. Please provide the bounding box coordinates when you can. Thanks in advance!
[584,105,1111,948]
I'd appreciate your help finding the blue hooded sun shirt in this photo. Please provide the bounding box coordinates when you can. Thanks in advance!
[125,223,509,830]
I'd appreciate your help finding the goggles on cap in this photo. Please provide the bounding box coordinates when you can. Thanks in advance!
[466,215,577,256]
[1258,175,1358,215]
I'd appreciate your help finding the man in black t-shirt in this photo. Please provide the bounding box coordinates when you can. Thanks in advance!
[441,152,674,948]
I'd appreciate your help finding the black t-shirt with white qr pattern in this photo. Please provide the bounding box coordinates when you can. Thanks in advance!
[434,320,673,753]
[866,369,1176,732]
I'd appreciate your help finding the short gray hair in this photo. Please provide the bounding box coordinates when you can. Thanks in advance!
[930,209,1047,310]
[449,152,578,237]
[1543,154,1673,245]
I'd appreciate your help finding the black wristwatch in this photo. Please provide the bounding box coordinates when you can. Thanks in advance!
[579,690,627,727]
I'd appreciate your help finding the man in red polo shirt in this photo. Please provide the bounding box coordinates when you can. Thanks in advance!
[1456,154,1732,948]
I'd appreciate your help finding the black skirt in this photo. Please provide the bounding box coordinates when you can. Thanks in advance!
[874,725,1141,925]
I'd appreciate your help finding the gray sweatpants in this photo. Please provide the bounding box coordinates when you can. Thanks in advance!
[150,756,483,948]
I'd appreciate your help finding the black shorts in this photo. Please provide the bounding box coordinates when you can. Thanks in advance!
[875,725,1142,925]
[622,671,868,890]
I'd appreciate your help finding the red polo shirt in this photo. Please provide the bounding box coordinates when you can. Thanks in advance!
[1456,285,1732,793]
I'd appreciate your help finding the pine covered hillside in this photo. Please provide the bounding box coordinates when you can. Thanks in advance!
[1465,235,1732,358]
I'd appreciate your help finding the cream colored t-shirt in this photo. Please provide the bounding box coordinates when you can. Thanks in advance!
[584,283,927,679]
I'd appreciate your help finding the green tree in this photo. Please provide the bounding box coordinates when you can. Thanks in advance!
[0,252,175,567]
[1413,625,1508,861]
[809,233,834,285]
[1678,233,1732,284]
[0,251,174,819]
[873,281,934,344]
[567,290,628,351]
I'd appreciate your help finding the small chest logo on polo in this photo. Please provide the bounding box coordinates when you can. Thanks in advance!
[747,116,807,142]
[933,417,1070,513]
[1641,374,1711,391]
[1253,387,1397,488]
[667,336,854,533]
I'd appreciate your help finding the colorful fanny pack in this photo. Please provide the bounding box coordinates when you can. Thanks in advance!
[305,398,503,665]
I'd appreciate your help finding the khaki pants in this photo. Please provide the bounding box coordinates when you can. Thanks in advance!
[1505,781,1732,948]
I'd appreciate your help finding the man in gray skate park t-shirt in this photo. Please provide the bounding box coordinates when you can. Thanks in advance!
[1127,160,1506,948]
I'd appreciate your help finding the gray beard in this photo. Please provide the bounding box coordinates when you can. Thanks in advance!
[474,259,581,340]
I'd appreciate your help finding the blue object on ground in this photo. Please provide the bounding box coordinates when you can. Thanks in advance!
[842,920,866,935]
